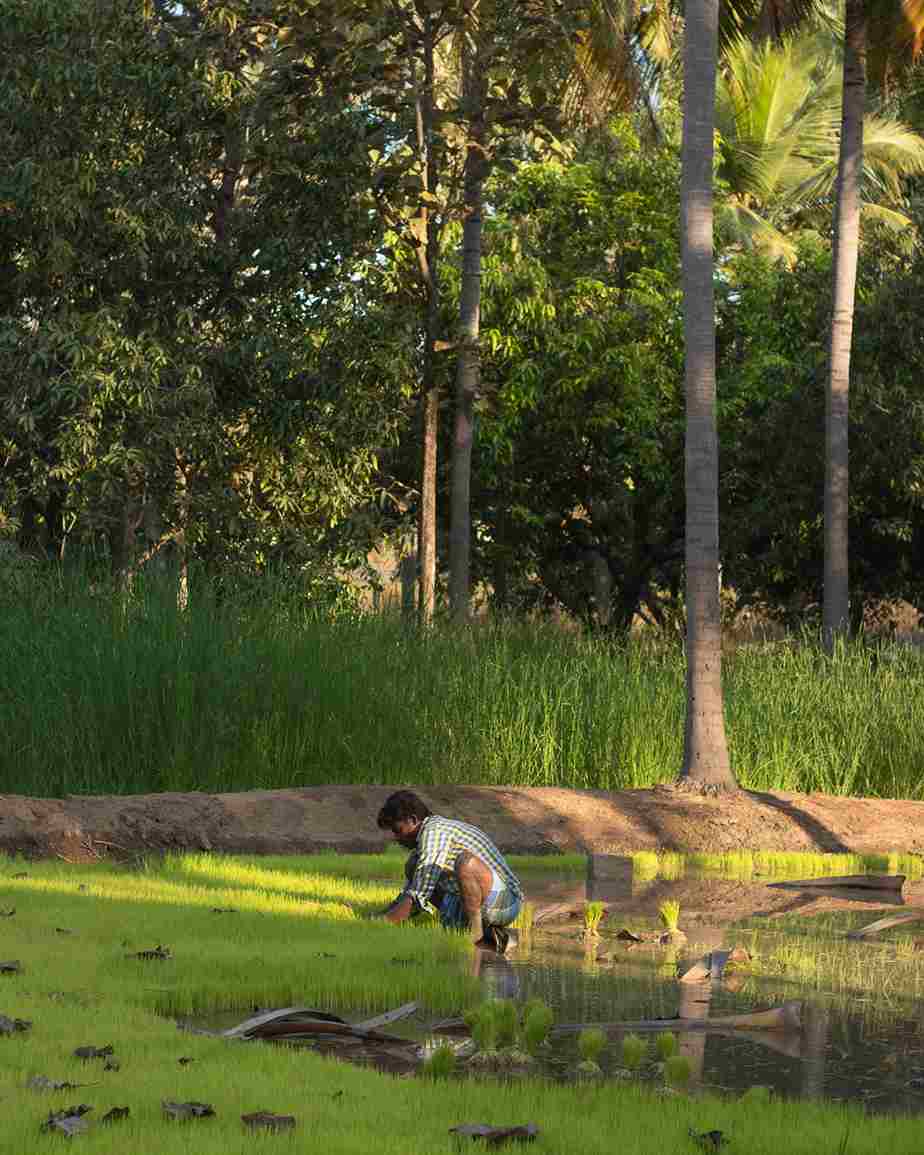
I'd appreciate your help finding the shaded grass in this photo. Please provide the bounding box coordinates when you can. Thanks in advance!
[2,575,923,798]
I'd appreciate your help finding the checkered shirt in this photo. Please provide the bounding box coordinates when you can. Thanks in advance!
[403,815,522,917]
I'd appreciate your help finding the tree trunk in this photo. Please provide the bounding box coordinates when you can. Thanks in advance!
[678,0,735,790]
[823,0,866,652]
[416,13,439,628]
[174,449,189,613]
[449,8,486,623]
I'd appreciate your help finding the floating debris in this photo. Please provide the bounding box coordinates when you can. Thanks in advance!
[56,927,75,935]
[178,1056,195,1066]
[74,1044,114,1060]
[27,1076,88,1092]
[0,909,14,917]
[0,1014,31,1034]
[130,945,172,961]
[689,1128,728,1151]
[101,1107,130,1124]
[0,960,22,975]
[241,1111,296,1132]
[162,1099,215,1121]
[449,1123,539,1146]
[41,1104,93,1137]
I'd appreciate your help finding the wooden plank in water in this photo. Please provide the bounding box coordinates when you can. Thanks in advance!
[222,1006,346,1039]
[768,874,905,892]
[552,1000,803,1035]
[353,1001,420,1031]
[846,912,922,940]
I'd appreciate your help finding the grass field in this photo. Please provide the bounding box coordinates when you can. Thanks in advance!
[3,853,924,1154]
[2,572,923,798]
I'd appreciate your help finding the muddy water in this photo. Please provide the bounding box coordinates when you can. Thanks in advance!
[465,869,924,1115]
[185,863,924,1114]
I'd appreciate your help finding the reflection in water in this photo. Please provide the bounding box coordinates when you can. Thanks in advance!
[476,862,924,1116]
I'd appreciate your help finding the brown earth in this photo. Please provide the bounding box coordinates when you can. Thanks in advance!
[1,784,924,862]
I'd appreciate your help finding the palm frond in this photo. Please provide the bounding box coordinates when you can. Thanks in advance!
[717,198,798,263]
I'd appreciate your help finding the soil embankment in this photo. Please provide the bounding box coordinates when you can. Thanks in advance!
[1,784,923,861]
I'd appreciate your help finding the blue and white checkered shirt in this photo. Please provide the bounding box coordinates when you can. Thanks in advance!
[403,815,522,916]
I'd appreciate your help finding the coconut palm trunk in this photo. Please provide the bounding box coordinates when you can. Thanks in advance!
[448,7,487,623]
[678,0,735,789]
[417,13,440,628]
[823,0,866,652]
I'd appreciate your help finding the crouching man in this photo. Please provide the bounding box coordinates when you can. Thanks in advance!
[376,790,523,953]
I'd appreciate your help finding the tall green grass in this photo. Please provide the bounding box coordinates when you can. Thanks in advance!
[2,573,923,797]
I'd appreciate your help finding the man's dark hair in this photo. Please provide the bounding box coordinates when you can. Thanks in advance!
[376,790,432,830]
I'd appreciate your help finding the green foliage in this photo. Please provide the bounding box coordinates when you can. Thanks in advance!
[621,1033,648,1070]
[655,1031,678,1061]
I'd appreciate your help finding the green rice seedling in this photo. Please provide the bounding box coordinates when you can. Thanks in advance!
[620,1033,648,1071]
[465,1003,499,1056]
[493,999,520,1050]
[583,901,605,936]
[664,1054,692,1088]
[522,1001,555,1056]
[578,1028,606,1065]
[740,1085,772,1103]
[421,1045,458,1079]
[658,899,681,932]
[655,1031,677,1061]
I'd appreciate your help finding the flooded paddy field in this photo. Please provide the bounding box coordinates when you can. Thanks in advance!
[5,849,924,1152]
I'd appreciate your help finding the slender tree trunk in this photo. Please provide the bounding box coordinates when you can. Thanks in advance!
[678,0,735,790]
[449,7,486,622]
[417,14,440,628]
[175,449,189,613]
[823,0,866,652]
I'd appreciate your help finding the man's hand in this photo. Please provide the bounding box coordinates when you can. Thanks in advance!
[381,894,416,924]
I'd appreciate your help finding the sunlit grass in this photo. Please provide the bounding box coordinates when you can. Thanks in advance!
[631,850,924,882]
[0,858,473,1019]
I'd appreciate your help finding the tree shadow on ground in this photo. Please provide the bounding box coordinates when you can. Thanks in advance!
[746,791,852,853]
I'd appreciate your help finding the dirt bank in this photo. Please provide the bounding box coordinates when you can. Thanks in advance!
[1,784,923,862]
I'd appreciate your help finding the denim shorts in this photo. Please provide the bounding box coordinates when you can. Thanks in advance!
[437,869,522,930]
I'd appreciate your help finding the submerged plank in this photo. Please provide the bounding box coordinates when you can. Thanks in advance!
[435,1001,803,1037]
[846,912,922,940]
[353,1002,420,1032]
[552,1000,803,1035]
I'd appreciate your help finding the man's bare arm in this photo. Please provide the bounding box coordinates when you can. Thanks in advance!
[380,893,415,923]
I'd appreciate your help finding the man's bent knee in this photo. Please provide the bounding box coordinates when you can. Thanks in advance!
[454,851,492,892]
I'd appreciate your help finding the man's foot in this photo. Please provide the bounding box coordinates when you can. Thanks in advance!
[476,925,510,955]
